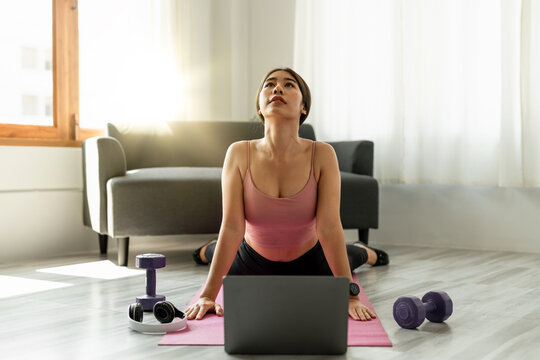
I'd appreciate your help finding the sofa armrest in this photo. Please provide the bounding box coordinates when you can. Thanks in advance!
[82,136,127,234]
[327,140,374,176]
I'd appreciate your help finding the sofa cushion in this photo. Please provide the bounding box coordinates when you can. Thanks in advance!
[107,167,223,236]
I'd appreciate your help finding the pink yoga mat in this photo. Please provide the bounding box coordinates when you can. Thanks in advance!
[159,274,392,347]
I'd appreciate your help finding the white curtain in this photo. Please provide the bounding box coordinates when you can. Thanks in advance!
[294,0,540,186]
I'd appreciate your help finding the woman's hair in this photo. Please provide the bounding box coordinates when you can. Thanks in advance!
[255,67,311,126]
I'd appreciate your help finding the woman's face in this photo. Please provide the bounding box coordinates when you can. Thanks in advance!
[258,70,306,122]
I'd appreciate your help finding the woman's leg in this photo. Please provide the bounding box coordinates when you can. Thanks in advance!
[203,241,217,263]
[202,240,374,274]
[351,242,389,267]
[345,244,369,271]
[290,242,369,273]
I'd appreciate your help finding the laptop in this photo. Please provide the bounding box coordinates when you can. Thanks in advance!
[223,275,349,355]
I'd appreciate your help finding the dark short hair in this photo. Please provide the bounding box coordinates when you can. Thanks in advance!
[255,68,311,126]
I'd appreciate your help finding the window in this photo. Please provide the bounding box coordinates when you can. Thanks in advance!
[21,95,39,117]
[0,0,103,147]
[21,47,39,70]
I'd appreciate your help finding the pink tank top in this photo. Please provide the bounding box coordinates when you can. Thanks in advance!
[243,140,318,249]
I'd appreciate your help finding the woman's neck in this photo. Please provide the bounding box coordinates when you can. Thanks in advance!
[262,120,302,161]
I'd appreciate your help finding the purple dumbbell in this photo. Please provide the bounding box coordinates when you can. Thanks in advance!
[393,291,453,329]
[136,253,166,311]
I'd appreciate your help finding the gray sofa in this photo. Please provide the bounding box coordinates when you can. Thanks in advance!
[82,121,378,266]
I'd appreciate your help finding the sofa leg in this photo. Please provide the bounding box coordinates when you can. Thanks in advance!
[116,237,130,266]
[99,234,108,254]
[358,229,369,245]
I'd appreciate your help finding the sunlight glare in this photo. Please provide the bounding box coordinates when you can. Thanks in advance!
[37,260,144,280]
[0,275,72,299]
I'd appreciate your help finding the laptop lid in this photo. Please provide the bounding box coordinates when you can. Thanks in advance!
[223,275,349,355]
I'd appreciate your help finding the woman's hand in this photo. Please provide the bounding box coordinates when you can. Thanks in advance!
[184,296,223,320]
[349,297,377,321]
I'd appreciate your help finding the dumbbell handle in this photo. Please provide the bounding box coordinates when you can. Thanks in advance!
[146,269,156,296]
[424,299,436,313]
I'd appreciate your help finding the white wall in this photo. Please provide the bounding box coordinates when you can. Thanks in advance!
[0,146,96,262]
[367,185,540,253]
[1,0,538,264]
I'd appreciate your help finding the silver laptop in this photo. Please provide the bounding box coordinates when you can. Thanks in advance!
[223,275,349,355]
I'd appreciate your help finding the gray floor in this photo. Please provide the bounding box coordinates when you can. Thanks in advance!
[1,236,540,360]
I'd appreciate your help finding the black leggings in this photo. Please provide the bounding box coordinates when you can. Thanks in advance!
[204,239,368,276]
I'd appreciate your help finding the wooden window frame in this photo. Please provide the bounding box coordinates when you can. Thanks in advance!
[0,0,103,147]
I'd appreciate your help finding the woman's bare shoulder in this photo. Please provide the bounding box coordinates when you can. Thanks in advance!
[225,140,249,157]
[227,140,249,152]
[313,141,337,164]
[312,141,338,183]
[225,140,250,178]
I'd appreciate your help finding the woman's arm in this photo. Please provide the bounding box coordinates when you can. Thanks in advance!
[315,142,353,280]
[315,142,376,321]
[198,227,244,300]
[185,141,246,319]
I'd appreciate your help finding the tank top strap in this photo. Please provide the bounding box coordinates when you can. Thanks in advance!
[247,140,251,173]
[310,140,316,173]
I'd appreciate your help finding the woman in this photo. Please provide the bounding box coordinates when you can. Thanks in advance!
[185,68,389,322]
